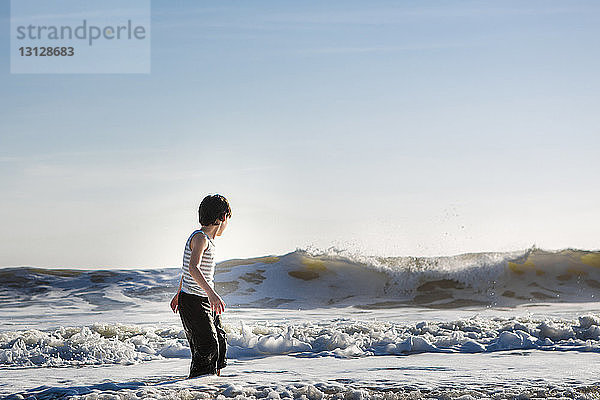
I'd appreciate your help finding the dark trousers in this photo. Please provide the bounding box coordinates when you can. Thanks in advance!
[178,290,227,378]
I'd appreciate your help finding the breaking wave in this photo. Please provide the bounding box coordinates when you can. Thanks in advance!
[1,247,599,309]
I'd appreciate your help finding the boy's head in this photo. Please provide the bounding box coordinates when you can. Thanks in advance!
[198,194,232,227]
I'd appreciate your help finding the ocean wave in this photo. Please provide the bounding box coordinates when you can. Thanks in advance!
[1,313,600,368]
[1,247,599,309]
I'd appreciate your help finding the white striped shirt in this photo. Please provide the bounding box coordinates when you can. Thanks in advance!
[181,229,216,297]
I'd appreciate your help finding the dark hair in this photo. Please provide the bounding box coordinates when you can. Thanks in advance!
[198,194,232,226]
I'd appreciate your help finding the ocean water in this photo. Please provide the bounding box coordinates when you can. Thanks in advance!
[2,247,600,399]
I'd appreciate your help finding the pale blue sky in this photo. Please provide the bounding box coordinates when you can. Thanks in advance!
[1,1,599,268]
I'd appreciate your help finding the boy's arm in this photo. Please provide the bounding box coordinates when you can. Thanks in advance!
[171,272,184,313]
[187,234,214,295]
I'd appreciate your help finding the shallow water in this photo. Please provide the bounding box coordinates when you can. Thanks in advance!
[2,249,600,399]
[3,350,600,399]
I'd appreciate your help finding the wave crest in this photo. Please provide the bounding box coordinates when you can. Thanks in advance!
[1,247,599,309]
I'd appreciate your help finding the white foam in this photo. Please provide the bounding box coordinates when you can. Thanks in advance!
[2,313,600,368]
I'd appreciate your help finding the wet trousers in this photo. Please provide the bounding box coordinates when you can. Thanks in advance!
[178,290,227,378]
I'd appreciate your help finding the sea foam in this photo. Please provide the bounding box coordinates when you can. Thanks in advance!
[1,314,600,367]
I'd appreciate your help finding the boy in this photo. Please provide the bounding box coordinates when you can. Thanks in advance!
[170,194,231,378]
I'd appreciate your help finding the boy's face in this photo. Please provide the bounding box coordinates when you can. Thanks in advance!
[216,215,229,236]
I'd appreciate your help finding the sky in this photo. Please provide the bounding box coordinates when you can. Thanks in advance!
[1,0,599,268]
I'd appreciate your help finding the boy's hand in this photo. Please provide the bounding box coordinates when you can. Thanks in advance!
[170,291,180,313]
[207,289,226,314]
